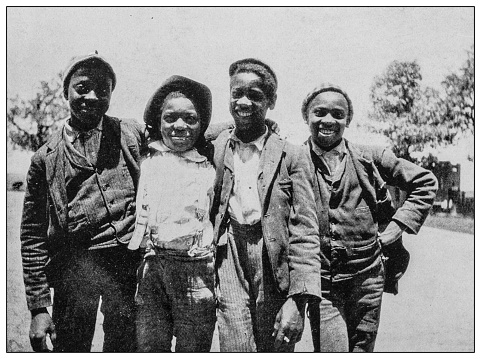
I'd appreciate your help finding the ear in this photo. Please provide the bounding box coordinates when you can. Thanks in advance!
[269,93,277,110]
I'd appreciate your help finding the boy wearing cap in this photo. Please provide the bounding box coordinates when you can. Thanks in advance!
[211,59,321,352]
[301,83,438,352]
[20,53,145,352]
[129,75,216,352]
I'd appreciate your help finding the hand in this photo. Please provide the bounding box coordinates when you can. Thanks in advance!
[265,118,280,134]
[272,297,305,351]
[378,220,405,246]
[30,309,56,352]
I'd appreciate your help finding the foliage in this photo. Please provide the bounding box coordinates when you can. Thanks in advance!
[368,47,474,163]
[441,45,474,137]
[7,73,69,152]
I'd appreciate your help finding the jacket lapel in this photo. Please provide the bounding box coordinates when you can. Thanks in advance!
[45,127,68,230]
[258,132,284,206]
[346,140,377,209]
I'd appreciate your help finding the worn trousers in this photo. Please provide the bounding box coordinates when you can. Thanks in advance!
[50,246,138,352]
[308,260,385,352]
[215,221,291,352]
[135,252,216,352]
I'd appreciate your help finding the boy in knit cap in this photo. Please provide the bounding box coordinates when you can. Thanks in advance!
[301,83,438,352]
[211,59,321,352]
[20,52,145,352]
[129,75,216,352]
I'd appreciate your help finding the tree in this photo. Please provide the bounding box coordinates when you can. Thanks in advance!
[368,49,474,163]
[441,45,474,146]
[7,72,70,152]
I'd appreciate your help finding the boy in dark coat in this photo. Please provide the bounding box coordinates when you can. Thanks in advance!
[20,53,145,352]
[302,83,438,352]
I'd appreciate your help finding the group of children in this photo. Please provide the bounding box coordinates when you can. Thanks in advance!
[21,52,437,353]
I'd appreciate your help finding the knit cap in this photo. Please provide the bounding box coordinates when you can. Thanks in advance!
[63,51,117,99]
[301,83,353,125]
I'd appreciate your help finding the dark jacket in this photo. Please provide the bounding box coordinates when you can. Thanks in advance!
[211,129,322,299]
[20,115,145,310]
[306,139,438,279]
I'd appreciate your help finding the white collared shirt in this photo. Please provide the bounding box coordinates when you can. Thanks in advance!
[130,140,215,256]
[227,127,268,225]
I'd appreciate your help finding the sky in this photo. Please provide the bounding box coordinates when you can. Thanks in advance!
[5,6,475,187]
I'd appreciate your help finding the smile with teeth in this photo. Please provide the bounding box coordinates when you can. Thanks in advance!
[319,128,337,135]
[236,110,253,117]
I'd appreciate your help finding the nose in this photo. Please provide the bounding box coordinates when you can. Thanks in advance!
[236,96,251,107]
[173,117,188,129]
[321,114,336,125]
[84,90,99,100]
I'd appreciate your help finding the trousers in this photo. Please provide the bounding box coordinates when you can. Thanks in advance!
[308,260,385,352]
[51,245,138,352]
[215,221,292,352]
[135,252,216,352]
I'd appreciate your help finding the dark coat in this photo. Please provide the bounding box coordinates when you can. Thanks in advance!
[307,139,438,278]
[20,115,145,310]
[211,129,322,299]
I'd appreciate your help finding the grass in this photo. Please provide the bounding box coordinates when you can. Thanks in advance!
[424,213,474,235]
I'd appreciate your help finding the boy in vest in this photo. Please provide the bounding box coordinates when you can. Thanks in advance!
[211,58,322,352]
[20,53,145,352]
[302,83,438,352]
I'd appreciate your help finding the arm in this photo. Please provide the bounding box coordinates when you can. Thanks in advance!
[376,147,438,237]
[273,145,321,349]
[20,151,56,351]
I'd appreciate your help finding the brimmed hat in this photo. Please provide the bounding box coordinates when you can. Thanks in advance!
[144,75,212,137]
[301,83,354,125]
[63,51,117,99]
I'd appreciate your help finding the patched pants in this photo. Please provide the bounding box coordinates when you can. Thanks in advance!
[135,252,216,352]
[215,221,290,352]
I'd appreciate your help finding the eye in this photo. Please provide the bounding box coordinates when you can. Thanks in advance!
[162,115,175,123]
[331,110,346,120]
[314,108,329,117]
[231,89,242,99]
[184,115,199,125]
[248,90,265,102]
[74,84,89,95]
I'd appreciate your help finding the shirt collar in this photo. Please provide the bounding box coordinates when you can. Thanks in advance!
[64,116,103,143]
[149,140,207,163]
[310,137,346,159]
[230,126,269,151]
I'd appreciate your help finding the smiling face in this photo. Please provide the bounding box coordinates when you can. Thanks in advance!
[229,72,276,141]
[306,91,349,149]
[159,96,201,152]
[68,67,113,130]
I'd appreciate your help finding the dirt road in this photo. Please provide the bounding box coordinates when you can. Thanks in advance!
[7,191,474,352]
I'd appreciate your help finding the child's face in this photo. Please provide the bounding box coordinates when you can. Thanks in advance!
[229,72,274,134]
[159,96,201,152]
[306,91,349,149]
[68,67,113,129]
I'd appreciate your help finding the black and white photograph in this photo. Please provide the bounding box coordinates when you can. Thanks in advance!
[6,6,474,353]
